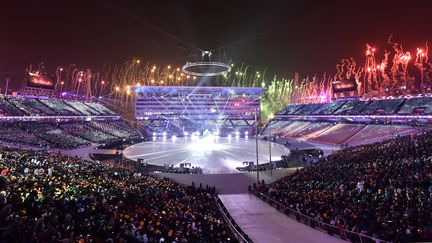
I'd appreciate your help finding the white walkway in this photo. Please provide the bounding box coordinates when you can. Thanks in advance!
[153,168,298,194]
[219,194,346,243]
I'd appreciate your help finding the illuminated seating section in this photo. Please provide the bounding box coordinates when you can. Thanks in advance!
[0,97,23,116]
[65,101,101,115]
[263,120,293,135]
[398,97,432,114]
[21,123,89,148]
[293,103,323,115]
[0,97,141,148]
[0,96,116,117]
[308,124,365,144]
[345,125,416,145]
[7,97,57,116]
[332,100,370,115]
[362,98,405,115]
[84,102,117,115]
[266,121,419,145]
[269,121,334,140]
[0,125,47,146]
[275,121,314,137]
[311,100,346,115]
[277,104,304,115]
[0,120,141,148]
[288,122,333,139]
[280,97,432,116]
[270,97,432,145]
[39,99,81,115]
[59,122,117,143]
[89,121,141,139]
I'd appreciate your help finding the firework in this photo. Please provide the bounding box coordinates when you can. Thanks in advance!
[70,35,432,120]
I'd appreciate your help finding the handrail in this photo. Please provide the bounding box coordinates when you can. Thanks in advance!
[214,196,252,243]
[253,191,391,243]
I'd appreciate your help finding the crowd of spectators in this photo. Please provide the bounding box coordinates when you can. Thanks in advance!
[362,98,405,115]
[0,124,48,147]
[398,97,432,114]
[59,122,118,143]
[89,121,142,139]
[21,123,90,149]
[0,119,142,150]
[0,96,117,117]
[278,96,432,116]
[258,130,432,241]
[0,146,234,242]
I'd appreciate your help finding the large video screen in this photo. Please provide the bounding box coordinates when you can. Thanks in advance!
[27,72,55,89]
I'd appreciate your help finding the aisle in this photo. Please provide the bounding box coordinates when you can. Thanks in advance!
[219,193,346,243]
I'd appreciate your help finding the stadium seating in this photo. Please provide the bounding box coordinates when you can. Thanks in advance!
[398,96,432,114]
[7,97,56,116]
[0,146,233,242]
[289,122,333,139]
[277,104,304,115]
[311,100,346,115]
[0,97,23,116]
[263,120,293,134]
[20,123,90,148]
[89,120,141,139]
[276,121,313,137]
[332,100,370,115]
[293,103,323,115]
[59,122,117,143]
[308,124,365,144]
[345,125,416,145]
[64,101,101,115]
[84,102,116,115]
[0,124,47,146]
[38,99,81,115]
[361,98,405,115]
[258,130,432,242]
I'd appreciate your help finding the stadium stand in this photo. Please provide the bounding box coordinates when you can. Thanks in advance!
[7,97,56,116]
[0,146,234,242]
[345,125,417,145]
[0,124,47,147]
[289,122,334,139]
[398,96,432,114]
[38,99,82,116]
[332,100,370,115]
[293,103,323,115]
[257,130,432,242]
[0,97,23,116]
[65,101,101,115]
[88,120,142,139]
[21,123,90,148]
[311,100,346,115]
[277,104,304,115]
[59,122,118,143]
[361,98,405,115]
[308,124,365,144]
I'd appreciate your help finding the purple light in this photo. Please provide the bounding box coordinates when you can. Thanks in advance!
[61,92,67,96]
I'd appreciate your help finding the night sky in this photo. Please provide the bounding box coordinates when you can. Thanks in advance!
[1,0,432,89]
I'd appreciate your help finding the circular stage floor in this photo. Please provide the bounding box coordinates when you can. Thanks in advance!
[123,136,290,174]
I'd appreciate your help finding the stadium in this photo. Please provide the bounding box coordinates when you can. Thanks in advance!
[2,1,432,243]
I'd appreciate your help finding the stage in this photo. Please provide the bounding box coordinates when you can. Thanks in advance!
[123,136,289,174]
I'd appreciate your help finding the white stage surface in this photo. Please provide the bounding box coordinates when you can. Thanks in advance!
[123,136,289,174]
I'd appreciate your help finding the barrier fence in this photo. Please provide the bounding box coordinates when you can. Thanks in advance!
[214,196,252,243]
[253,191,391,243]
